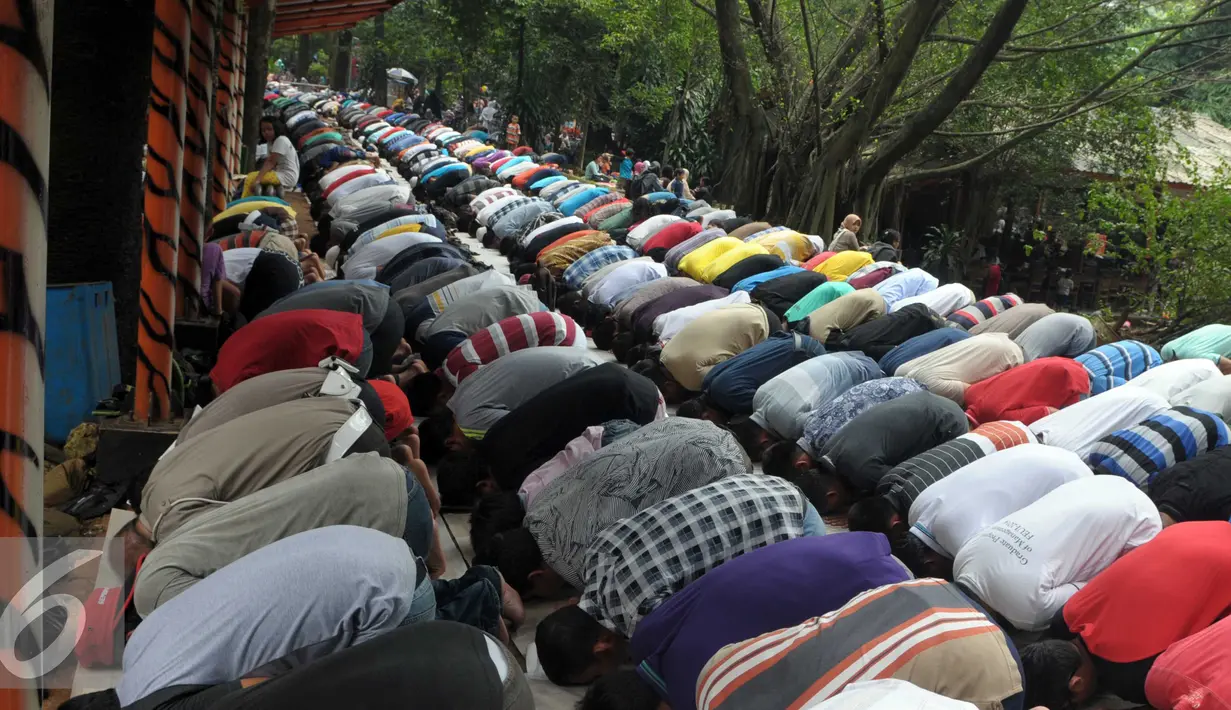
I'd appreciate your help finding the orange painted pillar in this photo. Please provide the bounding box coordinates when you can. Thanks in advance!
[135,0,193,422]
[209,0,238,214]
[0,0,50,704]
[177,0,218,316]
[233,10,248,169]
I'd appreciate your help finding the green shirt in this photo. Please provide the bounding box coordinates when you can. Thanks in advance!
[1162,324,1231,363]
[783,282,855,323]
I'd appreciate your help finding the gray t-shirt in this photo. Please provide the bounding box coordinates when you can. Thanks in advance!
[1014,312,1097,361]
[257,282,391,332]
[175,368,329,444]
[117,526,415,705]
[447,347,607,436]
[140,397,365,541]
[526,418,749,588]
[134,454,408,617]
[421,284,543,340]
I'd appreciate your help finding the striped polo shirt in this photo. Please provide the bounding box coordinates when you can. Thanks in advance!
[1085,406,1230,489]
[877,420,1036,513]
[441,311,587,386]
[1075,340,1163,395]
[695,579,1023,710]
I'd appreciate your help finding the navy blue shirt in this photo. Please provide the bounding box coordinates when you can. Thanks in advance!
[700,331,826,415]
[877,327,971,376]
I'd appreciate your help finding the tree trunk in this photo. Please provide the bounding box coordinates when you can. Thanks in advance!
[515,16,526,110]
[296,33,311,79]
[49,0,155,384]
[372,13,387,105]
[240,0,274,171]
[712,0,770,215]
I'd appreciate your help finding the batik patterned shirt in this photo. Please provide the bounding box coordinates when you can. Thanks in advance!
[798,377,928,458]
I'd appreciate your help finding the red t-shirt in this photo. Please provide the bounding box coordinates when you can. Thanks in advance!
[641,221,703,253]
[802,251,836,270]
[1146,613,1231,710]
[211,309,366,393]
[1064,521,1231,663]
[964,357,1091,426]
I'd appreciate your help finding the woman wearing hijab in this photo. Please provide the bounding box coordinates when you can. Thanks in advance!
[829,214,863,252]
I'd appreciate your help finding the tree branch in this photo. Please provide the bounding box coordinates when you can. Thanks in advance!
[929,8,1231,54]
[891,1,1230,183]
[689,0,756,26]
[861,0,1031,185]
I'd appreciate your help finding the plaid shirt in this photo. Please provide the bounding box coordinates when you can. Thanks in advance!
[577,474,806,637]
[1086,406,1230,488]
[470,188,519,211]
[562,245,637,291]
[1076,340,1163,395]
[482,196,534,229]
[575,191,623,219]
[444,176,501,208]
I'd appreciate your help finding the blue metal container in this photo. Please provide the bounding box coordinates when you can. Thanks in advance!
[45,282,121,444]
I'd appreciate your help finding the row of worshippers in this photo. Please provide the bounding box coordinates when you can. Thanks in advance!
[104,88,1231,710]
[364,92,1231,709]
[100,90,561,709]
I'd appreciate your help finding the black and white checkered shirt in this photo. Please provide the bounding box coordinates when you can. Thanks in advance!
[577,474,806,637]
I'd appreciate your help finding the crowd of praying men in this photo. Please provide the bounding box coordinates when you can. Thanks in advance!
[82,84,1231,710]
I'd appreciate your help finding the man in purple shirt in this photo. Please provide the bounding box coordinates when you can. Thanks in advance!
[200,242,227,314]
[577,534,911,710]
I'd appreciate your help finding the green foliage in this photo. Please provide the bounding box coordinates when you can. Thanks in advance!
[922,225,965,283]
[1085,144,1231,327]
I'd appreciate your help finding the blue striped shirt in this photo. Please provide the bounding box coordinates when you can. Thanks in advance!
[1075,340,1163,395]
[561,245,637,291]
[1086,406,1230,489]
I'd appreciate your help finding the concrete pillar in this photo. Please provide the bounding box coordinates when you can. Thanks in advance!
[372,14,386,105]
[0,0,51,700]
[135,0,193,422]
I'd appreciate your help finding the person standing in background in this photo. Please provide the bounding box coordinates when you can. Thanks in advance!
[506,115,522,149]
[1056,269,1074,310]
[985,255,1002,298]
[619,150,635,190]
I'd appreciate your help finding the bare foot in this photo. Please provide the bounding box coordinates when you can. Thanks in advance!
[499,574,526,629]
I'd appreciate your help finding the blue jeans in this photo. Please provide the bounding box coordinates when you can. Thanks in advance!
[802,501,827,537]
[432,565,504,638]
[402,470,434,559]
[402,557,437,626]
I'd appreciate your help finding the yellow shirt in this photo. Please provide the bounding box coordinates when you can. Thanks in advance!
[754,231,817,263]
[461,144,495,159]
[679,237,745,281]
[814,250,873,281]
[700,243,770,284]
[212,200,297,223]
[376,223,422,240]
